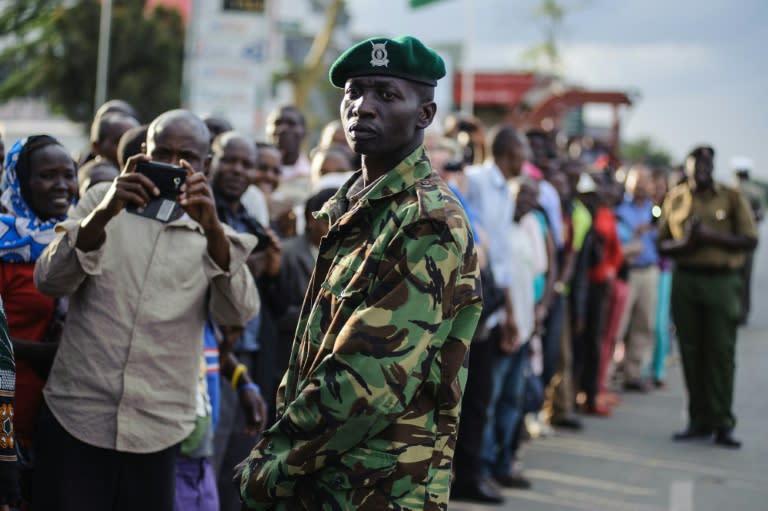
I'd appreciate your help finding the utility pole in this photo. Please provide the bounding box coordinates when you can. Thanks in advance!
[460,0,475,115]
[94,0,113,113]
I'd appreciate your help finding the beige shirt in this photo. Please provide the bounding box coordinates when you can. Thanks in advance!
[34,183,260,453]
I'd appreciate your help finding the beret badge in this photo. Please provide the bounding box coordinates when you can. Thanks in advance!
[370,41,389,67]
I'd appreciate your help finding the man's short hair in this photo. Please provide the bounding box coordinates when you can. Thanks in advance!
[305,188,337,219]
[78,159,119,196]
[117,125,148,169]
[90,112,137,143]
[211,131,258,163]
[270,106,306,128]
[95,99,139,123]
[489,125,527,160]
[204,116,234,139]
[411,82,435,103]
[147,110,210,154]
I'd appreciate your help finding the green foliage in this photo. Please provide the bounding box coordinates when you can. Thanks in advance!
[521,0,591,75]
[0,0,184,124]
[409,0,444,7]
[0,1,63,97]
[621,137,673,169]
[521,0,567,74]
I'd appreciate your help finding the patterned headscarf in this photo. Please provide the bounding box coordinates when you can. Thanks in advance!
[0,136,75,263]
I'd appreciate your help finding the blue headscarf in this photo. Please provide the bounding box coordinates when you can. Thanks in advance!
[0,136,75,263]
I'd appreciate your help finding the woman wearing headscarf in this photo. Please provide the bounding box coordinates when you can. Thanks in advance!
[0,135,77,502]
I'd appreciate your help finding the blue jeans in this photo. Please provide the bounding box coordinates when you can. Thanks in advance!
[480,344,529,479]
[651,269,673,380]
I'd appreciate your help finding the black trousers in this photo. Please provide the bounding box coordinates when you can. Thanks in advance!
[740,252,754,323]
[581,281,609,405]
[213,350,262,511]
[453,327,497,486]
[33,404,177,511]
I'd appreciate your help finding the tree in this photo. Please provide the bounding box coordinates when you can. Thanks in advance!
[621,137,673,169]
[280,0,345,114]
[521,0,590,76]
[521,0,567,75]
[0,0,184,124]
[0,1,62,98]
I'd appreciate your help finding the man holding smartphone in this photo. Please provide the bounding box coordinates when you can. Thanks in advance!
[33,109,260,510]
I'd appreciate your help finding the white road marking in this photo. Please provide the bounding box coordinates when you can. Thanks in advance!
[669,480,694,511]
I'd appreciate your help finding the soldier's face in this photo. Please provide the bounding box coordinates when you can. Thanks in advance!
[341,76,433,157]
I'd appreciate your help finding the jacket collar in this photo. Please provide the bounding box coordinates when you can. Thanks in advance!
[317,145,431,226]
[688,180,724,198]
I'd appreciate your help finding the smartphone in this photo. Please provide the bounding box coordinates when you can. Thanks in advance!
[126,160,187,223]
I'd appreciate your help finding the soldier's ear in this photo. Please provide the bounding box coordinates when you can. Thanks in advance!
[417,102,437,130]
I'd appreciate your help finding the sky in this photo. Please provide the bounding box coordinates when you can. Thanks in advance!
[346,0,768,180]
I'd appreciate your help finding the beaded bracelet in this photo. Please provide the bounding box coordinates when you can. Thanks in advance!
[231,363,247,389]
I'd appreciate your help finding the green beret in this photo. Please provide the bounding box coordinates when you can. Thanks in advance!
[329,35,446,88]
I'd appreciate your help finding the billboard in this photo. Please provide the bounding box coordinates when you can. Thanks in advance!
[184,1,273,135]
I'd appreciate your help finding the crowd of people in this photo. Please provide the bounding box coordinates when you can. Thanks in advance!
[436,118,760,505]
[0,33,761,511]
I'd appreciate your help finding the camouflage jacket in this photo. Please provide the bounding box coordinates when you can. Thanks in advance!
[240,146,482,510]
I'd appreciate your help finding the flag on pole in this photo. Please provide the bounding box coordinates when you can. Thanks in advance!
[409,0,444,8]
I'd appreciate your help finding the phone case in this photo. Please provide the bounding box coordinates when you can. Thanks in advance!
[126,161,187,223]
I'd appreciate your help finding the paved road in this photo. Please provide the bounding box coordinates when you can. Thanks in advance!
[450,222,768,511]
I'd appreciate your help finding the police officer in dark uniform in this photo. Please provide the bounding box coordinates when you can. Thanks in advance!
[658,145,757,448]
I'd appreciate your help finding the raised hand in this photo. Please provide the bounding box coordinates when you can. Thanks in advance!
[178,160,220,232]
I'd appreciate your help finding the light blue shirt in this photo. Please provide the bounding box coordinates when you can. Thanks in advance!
[448,183,481,243]
[538,179,564,249]
[615,195,659,267]
[466,162,516,289]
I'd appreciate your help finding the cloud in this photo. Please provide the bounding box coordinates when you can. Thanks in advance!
[561,42,714,90]
[346,0,768,178]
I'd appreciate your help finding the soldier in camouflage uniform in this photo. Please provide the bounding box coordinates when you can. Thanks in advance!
[238,36,482,510]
